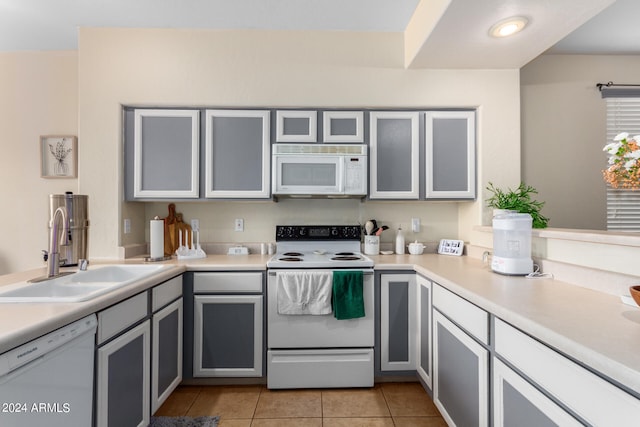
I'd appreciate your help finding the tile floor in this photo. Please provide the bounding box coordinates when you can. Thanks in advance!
[155,382,447,426]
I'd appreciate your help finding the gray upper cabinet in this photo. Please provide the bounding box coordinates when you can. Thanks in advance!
[276,110,317,142]
[204,110,271,198]
[369,111,420,199]
[425,111,476,199]
[323,111,364,143]
[133,109,200,199]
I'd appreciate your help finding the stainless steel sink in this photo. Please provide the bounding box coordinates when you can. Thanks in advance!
[0,264,171,303]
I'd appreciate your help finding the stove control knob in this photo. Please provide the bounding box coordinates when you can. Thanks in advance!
[330,227,338,237]
[286,227,295,238]
[299,228,307,237]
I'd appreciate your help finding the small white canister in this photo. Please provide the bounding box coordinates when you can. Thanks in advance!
[364,235,380,255]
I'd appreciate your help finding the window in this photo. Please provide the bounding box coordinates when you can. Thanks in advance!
[605,97,640,231]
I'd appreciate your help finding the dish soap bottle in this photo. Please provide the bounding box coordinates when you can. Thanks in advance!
[395,225,405,255]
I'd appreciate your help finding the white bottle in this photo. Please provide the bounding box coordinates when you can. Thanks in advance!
[395,226,405,255]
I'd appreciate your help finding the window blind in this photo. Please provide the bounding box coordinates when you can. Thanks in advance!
[605,97,640,232]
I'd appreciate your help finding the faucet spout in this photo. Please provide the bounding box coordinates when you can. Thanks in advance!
[48,206,68,278]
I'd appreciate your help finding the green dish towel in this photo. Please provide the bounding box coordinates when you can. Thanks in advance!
[332,270,365,320]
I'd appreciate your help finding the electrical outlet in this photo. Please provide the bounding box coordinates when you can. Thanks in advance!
[411,217,420,233]
[235,218,244,232]
[191,219,200,232]
[124,218,131,234]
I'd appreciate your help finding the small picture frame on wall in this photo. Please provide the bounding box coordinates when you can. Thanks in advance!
[40,135,77,178]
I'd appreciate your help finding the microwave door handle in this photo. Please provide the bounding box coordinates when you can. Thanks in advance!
[337,158,345,193]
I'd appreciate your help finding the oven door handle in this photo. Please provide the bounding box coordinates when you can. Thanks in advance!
[268,270,374,276]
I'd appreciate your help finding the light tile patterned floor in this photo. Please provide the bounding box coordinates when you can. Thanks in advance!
[155,382,447,426]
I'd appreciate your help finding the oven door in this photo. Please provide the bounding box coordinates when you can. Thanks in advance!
[267,269,374,348]
[273,155,344,195]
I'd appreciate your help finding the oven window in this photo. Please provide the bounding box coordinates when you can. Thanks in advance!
[282,163,337,186]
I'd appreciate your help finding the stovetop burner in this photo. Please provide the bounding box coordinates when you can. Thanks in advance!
[279,257,303,262]
[283,252,304,257]
[331,256,361,261]
[335,252,355,256]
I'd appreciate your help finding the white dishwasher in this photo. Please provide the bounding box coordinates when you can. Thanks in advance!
[0,314,97,427]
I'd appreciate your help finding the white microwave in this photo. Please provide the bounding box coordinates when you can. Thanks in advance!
[272,144,367,197]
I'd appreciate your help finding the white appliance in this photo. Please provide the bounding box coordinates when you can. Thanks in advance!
[491,213,534,275]
[266,225,374,389]
[0,314,97,427]
[272,144,367,197]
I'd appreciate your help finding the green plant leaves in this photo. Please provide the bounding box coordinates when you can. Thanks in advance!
[486,182,549,228]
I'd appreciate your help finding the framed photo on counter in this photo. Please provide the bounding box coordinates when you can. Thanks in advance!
[40,135,77,178]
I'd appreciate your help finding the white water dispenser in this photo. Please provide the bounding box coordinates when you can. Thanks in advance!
[491,213,533,275]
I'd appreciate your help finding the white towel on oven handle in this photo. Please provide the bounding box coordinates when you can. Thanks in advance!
[277,271,333,315]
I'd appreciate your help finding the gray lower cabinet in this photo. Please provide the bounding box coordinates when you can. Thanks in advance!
[192,272,264,377]
[127,108,200,199]
[425,111,476,199]
[493,358,582,427]
[95,292,150,427]
[380,273,417,371]
[433,310,488,427]
[369,111,420,199]
[433,284,489,427]
[151,277,183,413]
[495,318,640,426]
[204,110,271,198]
[416,275,432,389]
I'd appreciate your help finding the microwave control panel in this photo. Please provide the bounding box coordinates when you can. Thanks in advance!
[344,156,367,194]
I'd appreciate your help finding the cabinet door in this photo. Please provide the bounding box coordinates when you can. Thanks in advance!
[133,109,200,198]
[152,298,183,413]
[433,310,488,427]
[204,110,270,198]
[380,274,417,371]
[417,275,432,388]
[370,111,420,199]
[96,320,151,427]
[276,110,317,142]
[425,111,475,199]
[194,295,263,377]
[495,318,640,426]
[323,111,364,142]
[493,358,582,427]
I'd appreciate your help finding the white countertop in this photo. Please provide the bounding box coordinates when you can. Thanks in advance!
[1,253,639,396]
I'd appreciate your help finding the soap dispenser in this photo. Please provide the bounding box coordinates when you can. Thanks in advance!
[395,225,405,255]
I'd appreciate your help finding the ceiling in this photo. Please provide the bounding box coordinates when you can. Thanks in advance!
[1,0,638,68]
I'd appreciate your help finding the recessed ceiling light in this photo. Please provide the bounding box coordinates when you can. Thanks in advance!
[489,16,528,38]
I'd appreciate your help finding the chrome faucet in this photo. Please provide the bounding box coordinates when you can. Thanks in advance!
[48,206,69,278]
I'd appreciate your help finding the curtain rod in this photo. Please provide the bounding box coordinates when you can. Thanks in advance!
[596,81,640,91]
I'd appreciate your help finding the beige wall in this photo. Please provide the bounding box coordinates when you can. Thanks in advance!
[77,28,521,260]
[521,54,640,230]
[1,30,637,279]
[0,51,78,275]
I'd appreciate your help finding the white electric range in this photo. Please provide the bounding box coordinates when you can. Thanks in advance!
[266,225,375,389]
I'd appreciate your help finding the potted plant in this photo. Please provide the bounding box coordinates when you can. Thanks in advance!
[486,182,549,228]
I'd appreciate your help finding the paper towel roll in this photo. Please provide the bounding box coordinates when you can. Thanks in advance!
[150,219,164,259]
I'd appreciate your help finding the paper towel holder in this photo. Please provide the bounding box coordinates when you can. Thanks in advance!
[145,216,172,262]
